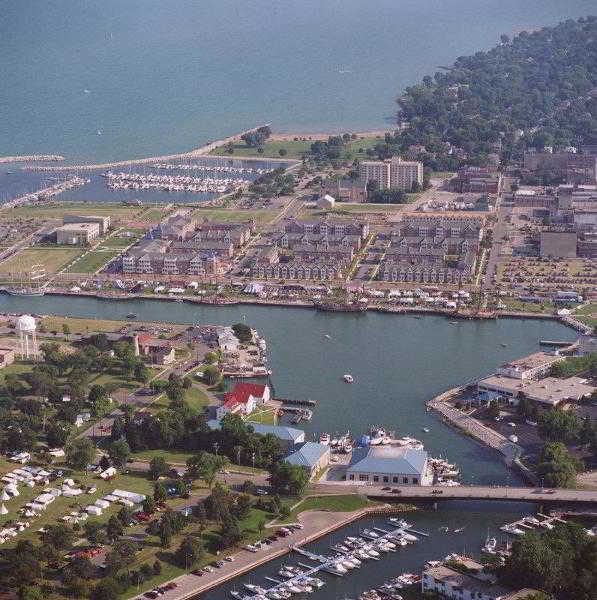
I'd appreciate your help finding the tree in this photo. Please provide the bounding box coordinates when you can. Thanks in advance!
[231,323,252,342]
[65,438,96,470]
[88,333,110,351]
[187,452,227,489]
[234,493,253,520]
[269,461,309,495]
[110,416,125,441]
[154,481,168,503]
[62,323,71,339]
[487,400,500,419]
[84,520,106,544]
[220,513,242,548]
[279,148,287,156]
[91,578,121,600]
[537,442,583,488]
[17,587,44,600]
[106,515,124,542]
[143,496,156,514]
[134,363,150,383]
[538,409,581,444]
[159,516,172,548]
[153,560,162,576]
[117,506,134,526]
[104,540,138,577]
[107,439,130,468]
[166,379,184,404]
[174,536,204,568]
[204,351,218,364]
[42,523,75,550]
[203,365,221,386]
[149,455,170,480]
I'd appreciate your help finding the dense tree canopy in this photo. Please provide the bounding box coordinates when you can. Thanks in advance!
[391,17,597,170]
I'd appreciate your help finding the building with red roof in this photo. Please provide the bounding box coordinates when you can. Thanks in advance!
[216,382,270,420]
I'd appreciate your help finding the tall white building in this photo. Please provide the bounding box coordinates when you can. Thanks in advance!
[359,157,423,191]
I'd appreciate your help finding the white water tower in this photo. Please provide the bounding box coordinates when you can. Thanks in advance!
[16,314,38,359]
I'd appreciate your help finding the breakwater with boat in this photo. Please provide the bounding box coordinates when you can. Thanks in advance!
[0,154,64,164]
[18,125,275,171]
[1,176,89,210]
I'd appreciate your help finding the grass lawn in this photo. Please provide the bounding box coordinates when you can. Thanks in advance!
[185,386,210,411]
[0,468,155,546]
[210,134,389,161]
[500,299,555,314]
[0,359,36,381]
[280,494,374,523]
[211,140,310,159]
[98,235,142,249]
[5,202,143,222]
[574,303,597,327]
[246,406,277,425]
[40,315,125,334]
[66,250,121,273]
[190,208,278,226]
[142,208,173,222]
[332,203,406,213]
[0,248,83,273]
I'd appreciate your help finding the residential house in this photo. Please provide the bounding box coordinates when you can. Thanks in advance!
[215,382,270,420]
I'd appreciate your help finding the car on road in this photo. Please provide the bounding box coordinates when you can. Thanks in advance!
[391,488,401,494]
[224,555,234,562]
[215,560,225,568]
[381,486,391,491]
[431,489,443,495]
[143,592,158,599]
[191,569,203,576]
[256,488,268,495]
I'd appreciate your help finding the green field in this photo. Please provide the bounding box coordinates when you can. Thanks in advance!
[0,248,83,273]
[66,250,121,273]
[184,385,210,411]
[191,207,278,225]
[246,406,277,425]
[98,232,144,248]
[281,494,374,523]
[211,139,311,159]
[4,202,143,222]
[210,134,389,160]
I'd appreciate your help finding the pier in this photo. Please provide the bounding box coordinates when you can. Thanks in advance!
[276,397,317,407]
[19,125,274,171]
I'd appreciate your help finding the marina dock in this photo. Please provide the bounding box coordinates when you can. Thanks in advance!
[276,397,317,407]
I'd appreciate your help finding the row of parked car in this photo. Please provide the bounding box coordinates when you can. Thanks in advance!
[143,581,178,598]
[245,524,303,553]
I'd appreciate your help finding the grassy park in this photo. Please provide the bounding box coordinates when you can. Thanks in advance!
[0,247,83,273]
[66,250,121,273]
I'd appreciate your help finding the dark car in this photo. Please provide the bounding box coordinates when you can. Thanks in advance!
[431,489,443,495]
[144,592,158,599]
[215,560,225,568]
[391,488,401,494]
[191,569,203,577]
[381,486,391,491]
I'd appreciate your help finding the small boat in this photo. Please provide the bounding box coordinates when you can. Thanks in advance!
[449,321,458,325]
[343,374,354,383]
[319,433,330,445]
[323,334,331,339]
[126,313,137,319]
[501,343,508,347]
[454,527,465,533]
[438,526,449,533]
[483,537,497,553]
[97,130,102,136]
[422,427,430,433]
[230,592,243,600]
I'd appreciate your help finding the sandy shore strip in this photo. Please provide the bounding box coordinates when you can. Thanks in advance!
[269,129,391,141]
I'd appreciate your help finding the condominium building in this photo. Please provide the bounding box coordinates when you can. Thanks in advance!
[63,214,111,235]
[358,157,423,191]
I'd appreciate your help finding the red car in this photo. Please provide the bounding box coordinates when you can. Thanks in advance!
[135,512,151,522]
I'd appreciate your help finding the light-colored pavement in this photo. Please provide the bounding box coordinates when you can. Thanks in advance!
[128,508,374,600]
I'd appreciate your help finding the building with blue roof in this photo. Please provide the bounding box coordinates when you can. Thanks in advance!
[284,442,330,479]
[347,446,432,485]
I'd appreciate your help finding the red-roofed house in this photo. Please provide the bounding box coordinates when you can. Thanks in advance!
[133,333,176,365]
[216,383,271,420]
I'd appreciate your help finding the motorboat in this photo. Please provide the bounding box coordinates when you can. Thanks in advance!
[422,427,430,433]
[483,537,497,553]
[343,374,354,383]
[361,528,379,539]
[389,518,412,529]
[244,584,266,594]
[454,527,465,533]
[319,433,330,445]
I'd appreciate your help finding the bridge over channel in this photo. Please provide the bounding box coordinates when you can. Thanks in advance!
[312,483,597,504]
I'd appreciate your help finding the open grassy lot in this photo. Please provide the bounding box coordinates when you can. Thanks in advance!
[246,405,278,425]
[4,202,143,222]
[98,233,143,249]
[191,207,278,226]
[0,247,83,273]
[211,139,311,159]
[280,494,374,523]
[573,303,597,327]
[184,386,210,411]
[66,250,121,273]
[210,134,389,161]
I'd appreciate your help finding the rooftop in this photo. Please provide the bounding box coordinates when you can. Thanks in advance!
[500,351,563,371]
[247,423,304,443]
[285,442,329,468]
[479,375,595,406]
[348,446,428,475]
[424,566,513,598]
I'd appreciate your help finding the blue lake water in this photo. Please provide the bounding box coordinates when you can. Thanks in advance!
[2,0,594,163]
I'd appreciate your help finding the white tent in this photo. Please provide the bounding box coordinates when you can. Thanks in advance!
[86,505,102,516]
[0,490,10,501]
[0,504,7,515]
[112,489,146,504]
[5,485,19,497]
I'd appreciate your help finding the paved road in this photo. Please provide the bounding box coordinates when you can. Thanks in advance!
[311,482,597,504]
[484,199,510,288]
